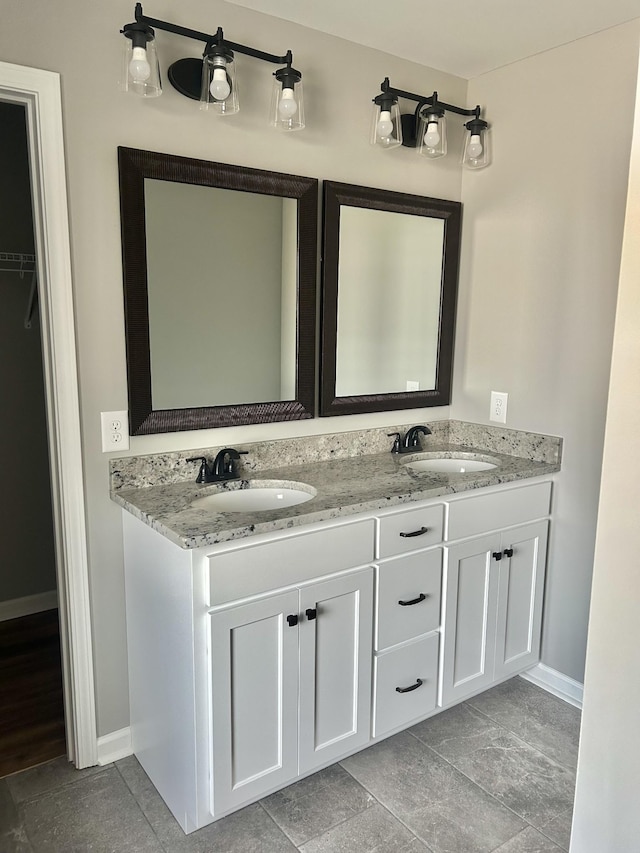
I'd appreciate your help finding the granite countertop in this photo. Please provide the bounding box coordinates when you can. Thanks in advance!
[111,430,561,550]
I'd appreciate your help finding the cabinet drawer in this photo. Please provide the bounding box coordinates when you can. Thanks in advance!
[447,481,551,542]
[373,634,439,738]
[377,504,444,559]
[376,549,442,650]
[207,519,375,606]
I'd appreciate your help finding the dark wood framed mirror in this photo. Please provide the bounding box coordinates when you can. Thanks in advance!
[118,147,318,435]
[320,181,461,417]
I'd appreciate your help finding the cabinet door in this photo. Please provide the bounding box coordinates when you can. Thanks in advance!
[298,568,373,774]
[495,521,548,680]
[209,590,299,815]
[441,535,499,706]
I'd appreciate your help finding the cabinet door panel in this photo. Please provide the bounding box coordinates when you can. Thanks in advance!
[495,521,548,679]
[299,569,373,773]
[209,591,299,814]
[441,535,498,706]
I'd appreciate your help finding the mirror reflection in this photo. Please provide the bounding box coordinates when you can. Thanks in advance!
[145,180,298,409]
[335,206,445,396]
[118,147,318,435]
[320,181,461,417]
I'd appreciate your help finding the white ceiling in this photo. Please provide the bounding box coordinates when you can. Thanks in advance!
[225,0,640,79]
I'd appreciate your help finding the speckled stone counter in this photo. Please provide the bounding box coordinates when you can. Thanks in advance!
[110,421,562,549]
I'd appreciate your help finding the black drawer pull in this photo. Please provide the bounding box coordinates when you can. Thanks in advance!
[398,593,427,607]
[399,526,429,538]
[503,548,514,558]
[396,678,423,694]
[492,551,503,561]
[286,614,298,627]
[305,608,317,621]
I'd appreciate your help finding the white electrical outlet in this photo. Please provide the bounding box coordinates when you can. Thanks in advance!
[490,391,508,424]
[101,410,130,452]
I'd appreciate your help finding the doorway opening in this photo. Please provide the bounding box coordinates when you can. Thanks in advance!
[0,100,66,776]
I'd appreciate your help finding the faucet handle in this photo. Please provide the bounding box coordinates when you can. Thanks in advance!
[226,450,248,475]
[387,432,402,454]
[186,456,210,483]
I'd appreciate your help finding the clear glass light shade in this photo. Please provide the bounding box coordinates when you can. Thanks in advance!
[462,127,491,169]
[417,113,447,159]
[270,80,305,131]
[120,38,162,97]
[200,54,239,115]
[370,102,402,149]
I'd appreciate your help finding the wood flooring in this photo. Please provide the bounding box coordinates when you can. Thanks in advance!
[0,609,66,778]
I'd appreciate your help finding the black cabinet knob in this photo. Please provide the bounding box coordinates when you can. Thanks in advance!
[305,608,317,621]
[503,548,514,558]
[286,614,299,627]
[492,551,503,561]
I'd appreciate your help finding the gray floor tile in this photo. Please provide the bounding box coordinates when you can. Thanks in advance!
[298,803,430,852]
[342,731,526,853]
[6,756,104,804]
[0,779,33,852]
[538,807,573,851]
[492,825,565,852]
[117,755,296,852]
[19,766,163,852]
[466,677,581,771]
[261,763,375,845]
[411,707,575,828]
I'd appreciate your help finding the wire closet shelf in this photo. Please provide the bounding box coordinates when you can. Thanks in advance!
[0,251,38,329]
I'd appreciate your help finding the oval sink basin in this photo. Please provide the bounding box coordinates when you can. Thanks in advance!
[191,481,316,513]
[404,454,499,474]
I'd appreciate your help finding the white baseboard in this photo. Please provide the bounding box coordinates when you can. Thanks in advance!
[0,590,58,622]
[97,727,133,765]
[521,663,583,709]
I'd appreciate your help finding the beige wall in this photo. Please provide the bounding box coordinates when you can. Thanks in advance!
[454,22,640,683]
[0,0,465,735]
[570,45,640,852]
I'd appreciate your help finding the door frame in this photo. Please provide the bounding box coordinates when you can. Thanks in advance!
[0,61,97,767]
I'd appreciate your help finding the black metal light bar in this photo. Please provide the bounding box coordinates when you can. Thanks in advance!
[379,77,481,119]
[124,3,294,68]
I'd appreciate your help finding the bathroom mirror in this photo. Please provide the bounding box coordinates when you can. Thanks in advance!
[320,181,461,416]
[118,147,318,434]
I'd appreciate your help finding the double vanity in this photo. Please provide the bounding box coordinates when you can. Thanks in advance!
[111,419,561,833]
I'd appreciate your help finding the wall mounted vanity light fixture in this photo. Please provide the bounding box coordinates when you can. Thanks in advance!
[371,78,490,169]
[121,3,305,130]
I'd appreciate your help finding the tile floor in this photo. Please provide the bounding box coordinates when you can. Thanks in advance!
[0,676,581,853]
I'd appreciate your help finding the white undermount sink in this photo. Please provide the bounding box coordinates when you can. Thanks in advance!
[191,480,317,512]
[403,454,499,474]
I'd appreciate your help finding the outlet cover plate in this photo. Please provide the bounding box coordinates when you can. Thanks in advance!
[101,410,130,452]
[490,391,508,424]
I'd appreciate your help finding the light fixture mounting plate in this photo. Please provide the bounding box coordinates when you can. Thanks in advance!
[167,57,203,100]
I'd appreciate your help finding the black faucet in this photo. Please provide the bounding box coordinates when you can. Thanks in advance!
[388,425,432,454]
[186,449,248,483]
[212,448,248,481]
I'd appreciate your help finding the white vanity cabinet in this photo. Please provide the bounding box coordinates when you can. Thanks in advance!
[440,482,551,706]
[209,568,373,815]
[121,476,553,834]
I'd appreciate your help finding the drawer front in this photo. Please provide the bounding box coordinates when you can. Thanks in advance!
[373,633,439,738]
[376,549,442,650]
[207,519,375,606]
[377,504,444,559]
[447,481,552,542]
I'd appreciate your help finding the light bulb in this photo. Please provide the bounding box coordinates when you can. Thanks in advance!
[278,87,298,118]
[129,46,151,83]
[424,120,440,148]
[377,110,393,139]
[210,66,231,101]
[468,133,483,159]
